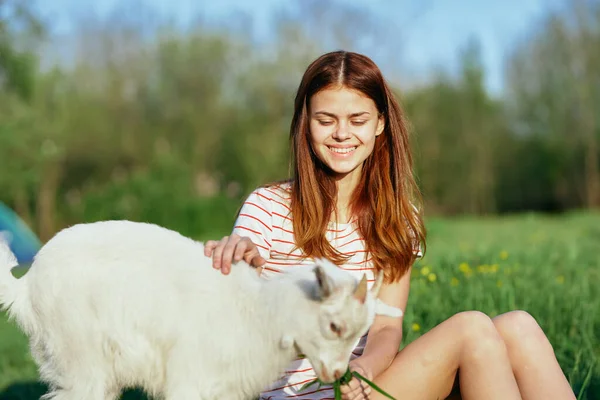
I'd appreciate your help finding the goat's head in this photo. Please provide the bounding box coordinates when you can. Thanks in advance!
[294,257,399,384]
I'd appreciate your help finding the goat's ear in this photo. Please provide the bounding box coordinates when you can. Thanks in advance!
[314,264,334,299]
[353,274,368,304]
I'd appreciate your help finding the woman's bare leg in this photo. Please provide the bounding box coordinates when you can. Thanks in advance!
[492,311,576,400]
[371,311,521,400]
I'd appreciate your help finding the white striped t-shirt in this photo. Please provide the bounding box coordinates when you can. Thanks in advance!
[232,182,421,400]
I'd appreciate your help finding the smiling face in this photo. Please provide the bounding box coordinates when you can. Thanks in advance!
[308,85,385,188]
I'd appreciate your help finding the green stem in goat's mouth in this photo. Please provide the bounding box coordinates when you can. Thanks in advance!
[299,367,396,400]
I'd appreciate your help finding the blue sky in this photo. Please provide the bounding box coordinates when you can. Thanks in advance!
[33,0,563,95]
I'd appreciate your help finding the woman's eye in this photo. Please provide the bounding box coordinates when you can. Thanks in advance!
[352,120,367,126]
[318,120,334,126]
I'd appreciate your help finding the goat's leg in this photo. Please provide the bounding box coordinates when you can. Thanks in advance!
[164,368,207,400]
[165,383,251,400]
[36,356,117,400]
[164,387,205,400]
[163,344,210,400]
[40,383,117,400]
[165,388,248,400]
[33,328,121,400]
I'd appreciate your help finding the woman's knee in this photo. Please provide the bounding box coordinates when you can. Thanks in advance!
[451,311,497,337]
[492,310,553,352]
[450,311,508,360]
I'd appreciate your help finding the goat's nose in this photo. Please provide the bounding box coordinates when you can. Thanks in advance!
[334,369,344,380]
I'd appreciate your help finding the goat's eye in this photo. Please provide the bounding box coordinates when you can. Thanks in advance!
[330,322,341,335]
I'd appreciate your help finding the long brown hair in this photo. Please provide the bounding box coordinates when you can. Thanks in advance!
[278,50,425,283]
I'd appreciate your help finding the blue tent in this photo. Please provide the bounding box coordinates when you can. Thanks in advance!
[0,202,42,265]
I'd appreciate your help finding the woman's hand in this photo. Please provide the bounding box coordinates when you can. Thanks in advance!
[204,234,266,275]
[339,361,373,400]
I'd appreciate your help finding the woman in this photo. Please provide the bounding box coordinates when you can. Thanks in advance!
[204,51,575,400]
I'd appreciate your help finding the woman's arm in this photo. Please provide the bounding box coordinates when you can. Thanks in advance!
[352,265,412,378]
[339,267,412,399]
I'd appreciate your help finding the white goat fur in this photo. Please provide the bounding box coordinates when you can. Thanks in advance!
[0,220,396,400]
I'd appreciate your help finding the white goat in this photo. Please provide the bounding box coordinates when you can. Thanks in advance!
[0,220,399,400]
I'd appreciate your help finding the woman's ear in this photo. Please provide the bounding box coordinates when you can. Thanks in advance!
[375,114,385,136]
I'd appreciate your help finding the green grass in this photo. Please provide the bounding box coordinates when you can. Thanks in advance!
[404,211,600,399]
[0,212,598,399]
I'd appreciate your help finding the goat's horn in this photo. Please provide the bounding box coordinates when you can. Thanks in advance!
[370,270,384,298]
[353,274,368,303]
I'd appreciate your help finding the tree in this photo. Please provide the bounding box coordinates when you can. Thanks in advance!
[0,0,44,101]
[505,0,600,209]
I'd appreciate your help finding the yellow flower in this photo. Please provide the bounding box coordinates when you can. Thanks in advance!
[450,277,460,287]
[477,264,488,273]
[427,273,437,282]
[420,266,431,276]
[496,280,503,288]
[490,264,499,273]
[499,250,509,260]
[459,262,471,273]
[556,275,565,284]
[412,323,421,332]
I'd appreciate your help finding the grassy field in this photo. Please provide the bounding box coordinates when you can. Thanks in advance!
[0,211,598,399]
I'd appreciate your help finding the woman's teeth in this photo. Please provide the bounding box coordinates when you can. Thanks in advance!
[329,147,356,154]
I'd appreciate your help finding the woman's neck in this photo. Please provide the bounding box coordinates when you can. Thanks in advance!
[333,172,359,224]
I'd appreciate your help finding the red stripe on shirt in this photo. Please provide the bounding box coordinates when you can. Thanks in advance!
[340,265,374,271]
[284,386,335,398]
[257,192,292,212]
[273,224,294,234]
[331,227,359,240]
[246,201,272,217]
[263,267,282,273]
[338,237,363,248]
[264,187,291,201]
[271,249,305,258]
[273,211,292,221]
[233,226,272,248]
[238,213,272,232]
[273,238,295,245]
[266,260,306,266]
[346,257,373,265]
[262,378,318,393]
[284,367,314,374]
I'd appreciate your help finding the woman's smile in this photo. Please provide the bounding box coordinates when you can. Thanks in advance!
[327,145,358,157]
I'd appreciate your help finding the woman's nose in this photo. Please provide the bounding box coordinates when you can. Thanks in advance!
[332,122,351,140]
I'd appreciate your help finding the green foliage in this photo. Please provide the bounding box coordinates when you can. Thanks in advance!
[301,367,397,399]
[65,163,241,240]
[0,0,44,102]
[0,45,36,101]
[0,0,598,241]
[505,1,600,209]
